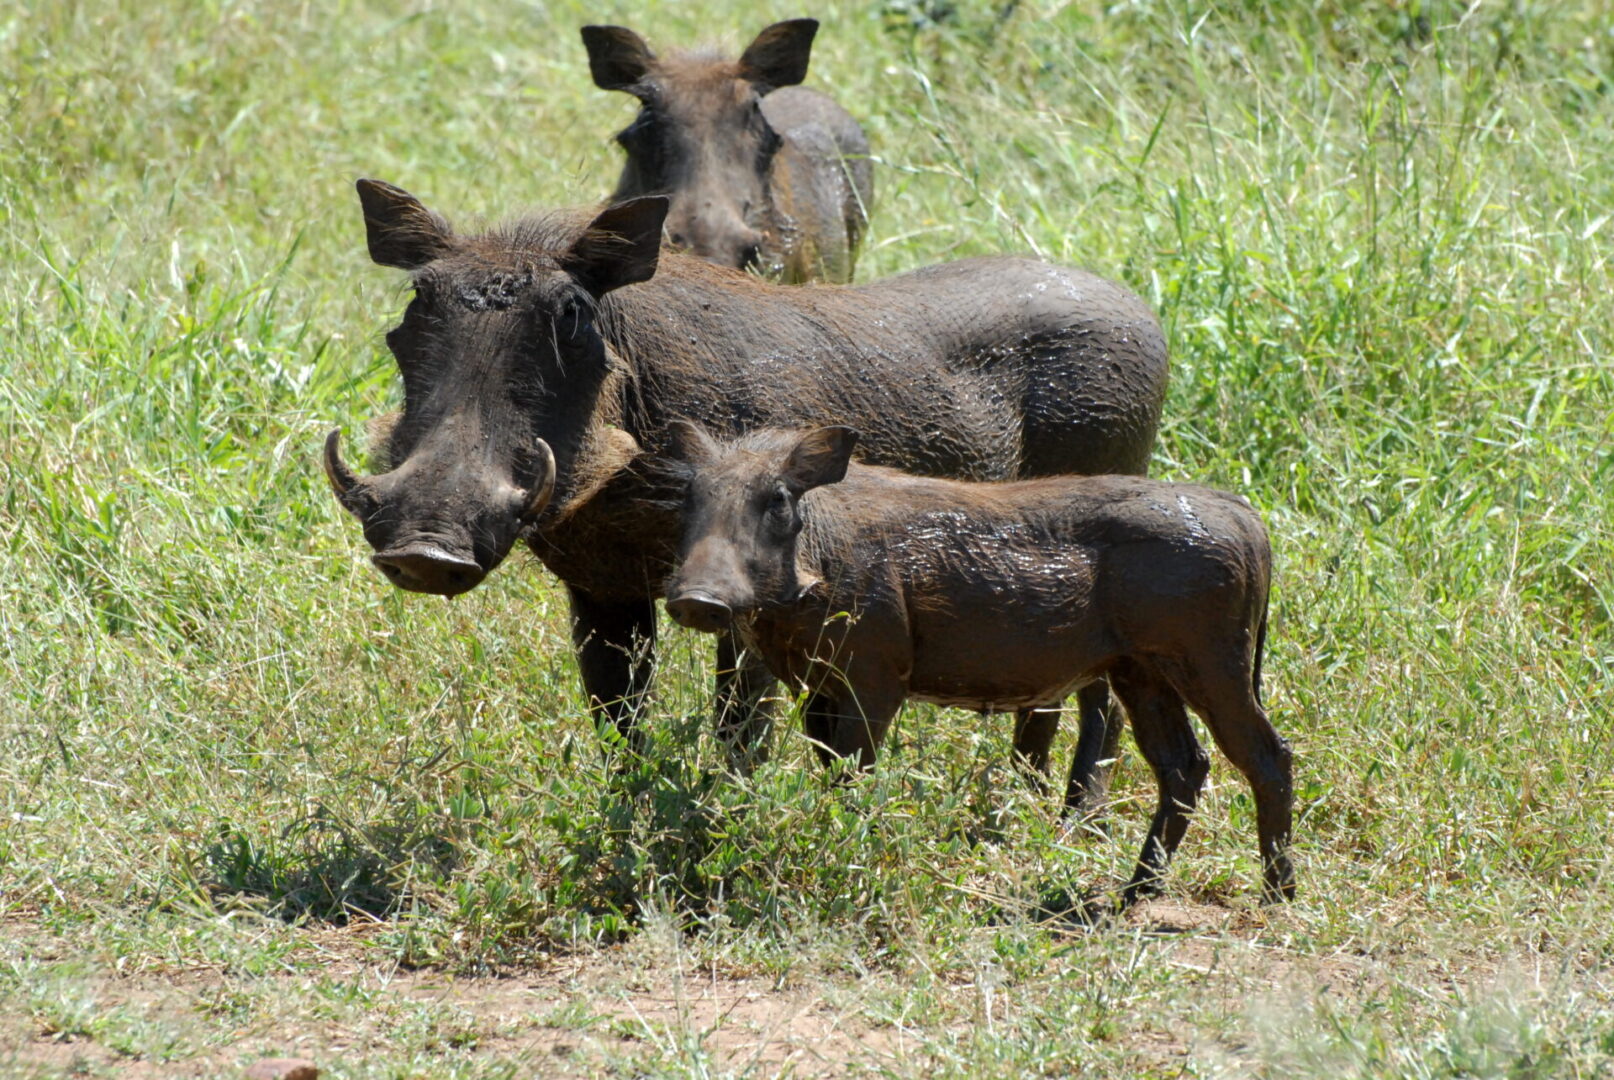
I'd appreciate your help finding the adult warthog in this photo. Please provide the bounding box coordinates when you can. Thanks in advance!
[582,18,871,282]
[324,179,1168,809]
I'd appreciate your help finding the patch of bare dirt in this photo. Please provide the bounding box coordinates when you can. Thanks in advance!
[390,959,910,1076]
[0,918,909,1078]
[0,904,1569,1078]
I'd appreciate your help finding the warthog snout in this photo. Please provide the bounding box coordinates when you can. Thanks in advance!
[665,214,763,274]
[371,545,486,596]
[322,429,557,597]
[666,591,734,633]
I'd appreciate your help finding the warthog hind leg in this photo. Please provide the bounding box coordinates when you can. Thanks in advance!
[1177,657,1296,903]
[1064,681,1125,820]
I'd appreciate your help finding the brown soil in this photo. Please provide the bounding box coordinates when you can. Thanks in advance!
[0,900,1534,1078]
[0,916,908,1078]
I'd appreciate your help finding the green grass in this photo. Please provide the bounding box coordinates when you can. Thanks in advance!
[3,0,1613,1076]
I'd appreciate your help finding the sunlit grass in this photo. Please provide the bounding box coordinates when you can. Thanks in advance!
[3,0,1612,1076]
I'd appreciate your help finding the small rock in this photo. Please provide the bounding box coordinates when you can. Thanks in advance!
[244,1059,319,1080]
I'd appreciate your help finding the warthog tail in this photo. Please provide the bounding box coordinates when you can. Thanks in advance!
[1252,605,1268,707]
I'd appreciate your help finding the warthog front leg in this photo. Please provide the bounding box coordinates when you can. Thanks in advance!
[1012,707,1060,793]
[800,680,901,773]
[567,585,657,752]
[714,632,779,774]
[800,691,840,770]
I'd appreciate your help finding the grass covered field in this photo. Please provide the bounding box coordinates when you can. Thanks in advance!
[3,0,1613,1075]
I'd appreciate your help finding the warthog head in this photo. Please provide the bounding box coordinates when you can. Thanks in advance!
[323,179,665,596]
[582,19,819,272]
[664,422,859,633]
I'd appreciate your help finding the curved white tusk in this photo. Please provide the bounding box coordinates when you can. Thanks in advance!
[323,429,359,496]
[520,438,558,522]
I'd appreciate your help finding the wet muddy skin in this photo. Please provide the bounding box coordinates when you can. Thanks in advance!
[664,425,1295,904]
[329,179,1168,799]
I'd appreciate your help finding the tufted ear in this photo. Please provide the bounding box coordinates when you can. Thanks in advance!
[738,19,817,91]
[562,196,670,296]
[667,419,722,469]
[355,179,454,269]
[581,25,656,94]
[782,426,857,494]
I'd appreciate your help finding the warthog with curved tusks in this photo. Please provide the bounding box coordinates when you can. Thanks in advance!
[324,179,1168,804]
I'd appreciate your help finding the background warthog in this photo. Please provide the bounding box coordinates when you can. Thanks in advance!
[582,18,872,282]
[663,423,1294,905]
[327,179,1168,805]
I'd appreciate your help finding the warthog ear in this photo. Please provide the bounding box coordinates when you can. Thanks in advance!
[666,419,721,469]
[563,196,670,296]
[581,25,656,93]
[356,179,454,269]
[782,425,857,494]
[738,19,817,91]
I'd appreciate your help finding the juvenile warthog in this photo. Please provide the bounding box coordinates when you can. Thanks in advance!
[326,180,1168,809]
[581,18,871,282]
[664,423,1294,904]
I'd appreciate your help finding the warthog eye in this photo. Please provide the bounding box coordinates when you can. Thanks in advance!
[764,485,795,531]
[618,109,662,150]
[756,123,782,165]
[557,297,578,330]
[552,295,592,339]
